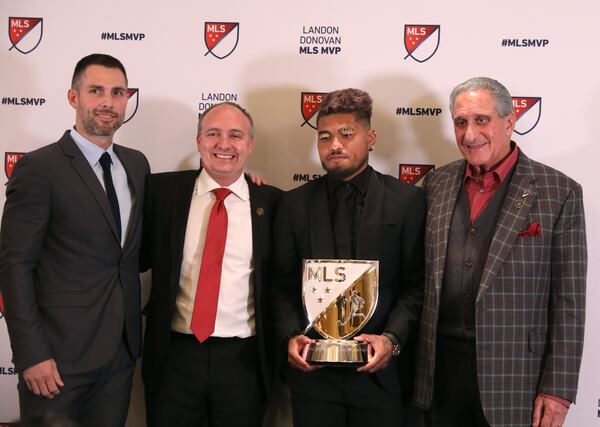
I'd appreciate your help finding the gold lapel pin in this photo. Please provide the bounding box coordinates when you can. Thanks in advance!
[256,207,265,216]
[514,200,524,209]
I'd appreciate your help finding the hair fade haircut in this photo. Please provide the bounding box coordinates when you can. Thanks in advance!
[316,88,373,126]
[71,53,128,90]
[197,102,255,139]
[449,77,514,118]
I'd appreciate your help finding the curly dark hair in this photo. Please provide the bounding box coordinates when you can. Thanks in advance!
[316,88,373,126]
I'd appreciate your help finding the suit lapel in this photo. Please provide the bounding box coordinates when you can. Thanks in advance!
[477,152,536,301]
[59,133,121,244]
[355,170,384,260]
[429,162,464,298]
[169,171,199,301]
[247,177,268,303]
[113,144,141,252]
[309,178,336,258]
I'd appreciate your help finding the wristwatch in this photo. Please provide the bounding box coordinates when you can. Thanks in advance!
[382,332,401,357]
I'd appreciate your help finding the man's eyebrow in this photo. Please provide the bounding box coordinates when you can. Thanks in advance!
[318,130,331,136]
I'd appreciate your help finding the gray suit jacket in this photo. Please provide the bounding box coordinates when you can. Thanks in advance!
[413,150,587,426]
[0,131,150,375]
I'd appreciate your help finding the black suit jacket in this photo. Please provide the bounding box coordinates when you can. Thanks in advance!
[0,131,150,374]
[140,169,282,395]
[271,168,425,397]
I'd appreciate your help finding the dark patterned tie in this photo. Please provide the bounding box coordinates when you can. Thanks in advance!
[333,183,353,258]
[99,152,121,239]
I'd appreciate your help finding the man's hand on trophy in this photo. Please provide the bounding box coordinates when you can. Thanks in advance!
[354,334,393,373]
[288,335,318,372]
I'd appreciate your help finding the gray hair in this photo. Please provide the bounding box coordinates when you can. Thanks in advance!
[449,77,513,118]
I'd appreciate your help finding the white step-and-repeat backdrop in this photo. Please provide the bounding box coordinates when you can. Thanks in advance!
[1,1,598,426]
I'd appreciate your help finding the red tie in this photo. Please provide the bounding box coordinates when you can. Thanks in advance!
[191,187,232,342]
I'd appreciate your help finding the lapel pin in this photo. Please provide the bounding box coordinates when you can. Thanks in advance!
[522,191,534,198]
[256,207,265,216]
[515,200,524,209]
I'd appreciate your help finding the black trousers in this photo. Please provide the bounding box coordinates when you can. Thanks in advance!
[146,332,265,427]
[428,336,490,427]
[18,339,135,427]
[287,366,404,427]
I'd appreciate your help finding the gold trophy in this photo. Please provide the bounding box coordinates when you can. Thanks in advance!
[301,259,378,366]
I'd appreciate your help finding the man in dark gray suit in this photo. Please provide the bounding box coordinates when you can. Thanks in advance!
[0,53,150,426]
[413,77,586,427]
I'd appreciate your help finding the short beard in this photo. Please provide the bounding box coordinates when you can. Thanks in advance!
[323,159,367,181]
[81,115,122,137]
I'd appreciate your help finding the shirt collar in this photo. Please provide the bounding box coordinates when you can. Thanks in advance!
[464,142,519,187]
[327,165,372,196]
[70,127,115,166]
[196,169,249,201]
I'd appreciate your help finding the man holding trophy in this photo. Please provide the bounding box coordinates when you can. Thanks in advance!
[271,88,426,426]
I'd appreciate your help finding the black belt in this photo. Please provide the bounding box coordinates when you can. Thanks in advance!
[171,331,256,345]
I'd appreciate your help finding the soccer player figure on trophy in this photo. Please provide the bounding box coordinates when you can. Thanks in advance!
[338,290,366,328]
[272,88,425,427]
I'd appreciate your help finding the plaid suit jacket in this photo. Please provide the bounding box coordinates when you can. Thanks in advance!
[412,150,587,426]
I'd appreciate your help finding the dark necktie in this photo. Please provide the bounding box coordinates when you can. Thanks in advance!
[99,152,122,239]
[191,188,232,342]
[333,183,353,258]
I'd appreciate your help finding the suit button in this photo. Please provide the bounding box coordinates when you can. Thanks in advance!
[464,259,472,267]
[470,226,477,235]
[464,292,471,299]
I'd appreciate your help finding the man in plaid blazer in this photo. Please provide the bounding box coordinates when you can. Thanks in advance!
[412,77,586,427]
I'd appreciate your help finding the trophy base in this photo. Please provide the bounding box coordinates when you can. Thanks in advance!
[305,339,368,367]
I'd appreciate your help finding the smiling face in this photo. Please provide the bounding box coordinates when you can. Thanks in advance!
[68,64,128,149]
[317,113,376,181]
[196,104,254,186]
[452,89,516,175]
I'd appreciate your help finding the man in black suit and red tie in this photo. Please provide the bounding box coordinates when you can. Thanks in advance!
[141,102,282,427]
[412,77,587,427]
[271,88,426,427]
[0,53,150,426]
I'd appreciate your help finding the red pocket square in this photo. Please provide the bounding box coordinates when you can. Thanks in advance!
[519,222,541,237]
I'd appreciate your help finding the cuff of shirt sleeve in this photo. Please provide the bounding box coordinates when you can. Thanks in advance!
[538,393,571,408]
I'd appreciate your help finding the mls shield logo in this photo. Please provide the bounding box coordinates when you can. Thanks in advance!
[124,88,139,124]
[5,152,25,180]
[301,92,326,130]
[9,17,43,54]
[512,97,542,135]
[204,22,239,59]
[404,25,440,63]
[399,164,435,185]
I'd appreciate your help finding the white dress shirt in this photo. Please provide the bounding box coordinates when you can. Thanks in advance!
[171,170,255,338]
